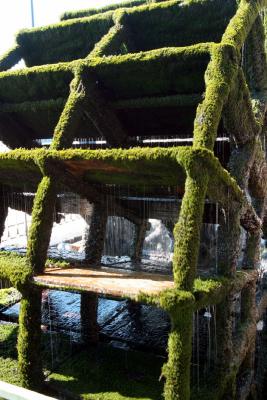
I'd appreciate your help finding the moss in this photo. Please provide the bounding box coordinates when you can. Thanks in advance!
[0,62,74,103]
[111,93,202,109]
[0,45,22,72]
[89,43,211,99]
[123,0,236,52]
[172,174,208,290]
[16,13,114,66]
[51,73,86,149]
[0,0,266,399]
[193,43,239,149]
[17,287,43,390]
[0,252,32,291]
[136,288,195,312]
[60,0,147,20]
[26,176,57,274]
[49,344,163,400]
[223,68,260,145]
[90,24,127,58]
[222,0,265,51]
[0,288,21,310]
[163,309,193,400]
[243,15,267,91]
[0,146,246,202]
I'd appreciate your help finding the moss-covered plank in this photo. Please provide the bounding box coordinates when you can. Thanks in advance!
[88,44,211,99]
[124,0,236,52]
[0,63,74,103]
[16,13,114,66]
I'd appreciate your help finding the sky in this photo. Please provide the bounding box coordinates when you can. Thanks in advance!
[0,0,123,54]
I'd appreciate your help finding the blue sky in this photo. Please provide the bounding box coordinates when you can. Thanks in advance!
[0,0,122,54]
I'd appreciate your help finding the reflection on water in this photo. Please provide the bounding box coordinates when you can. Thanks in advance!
[2,290,171,353]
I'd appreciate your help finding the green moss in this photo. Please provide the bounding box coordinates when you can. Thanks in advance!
[26,176,57,274]
[16,13,114,66]
[90,24,127,58]
[89,43,211,99]
[193,43,238,149]
[222,0,264,51]
[243,15,267,91]
[172,174,208,290]
[60,0,147,20]
[0,62,74,103]
[0,252,32,291]
[17,287,43,390]
[0,1,265,399]
[136,288,195,312]
[0,45,22,72]
[163,309,193,400]
[123,0,236,52]
[223,68,260,145]
[0,324,20,386]
[51,73,86,149]
[0,288,21,310]
[49,345,163,400]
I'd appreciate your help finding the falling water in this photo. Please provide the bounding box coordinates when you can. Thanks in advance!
[47,291,54,369]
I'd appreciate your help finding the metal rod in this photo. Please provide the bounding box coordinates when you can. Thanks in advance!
[30,0,35,27]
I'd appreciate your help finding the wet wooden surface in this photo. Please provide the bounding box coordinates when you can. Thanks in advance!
[34,266,175,298]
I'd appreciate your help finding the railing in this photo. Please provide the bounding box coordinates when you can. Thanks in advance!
[0,381,57,400]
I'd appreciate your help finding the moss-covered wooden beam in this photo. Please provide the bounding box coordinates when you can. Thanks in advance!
[89,23,129,58]
[26,176,57,273]
[0,97,66,113]
[0,45,22,72]
[44,158,145,226]
[249,139,267,199]
[193,43,238,149]
[111,93,202,110]
[223,68,260,145]
[0,113,39,149]
[136,270,257,311]
[0,146,260,217]
[81,71,129,147]
[60,0,146,20]
[222,0,267,52]
[19,65,90,393]
[89,43,211,97]
[51,74,86,149]
[172,172,208,290]
[0,62,75,104]
[16,12,114,67]
[163,309,193,400]
[17,286,43,390]
[244,15,267,91]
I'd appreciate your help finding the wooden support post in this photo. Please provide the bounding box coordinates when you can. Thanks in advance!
[81,203,108,345]
[215,297,235,398]
[19,74,87,389]
[217,202,242,277]
[132,219,149,263]
[82,73,128,147]
[173,174,208,290]
[26,176,56,273]
[84,203,108,265]
[18,287,43,390]
[163,309,193,400]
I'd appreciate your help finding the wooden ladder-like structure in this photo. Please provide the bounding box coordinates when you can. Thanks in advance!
[0,1,267,398]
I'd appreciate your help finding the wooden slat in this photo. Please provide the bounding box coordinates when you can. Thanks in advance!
[34,266,174,298]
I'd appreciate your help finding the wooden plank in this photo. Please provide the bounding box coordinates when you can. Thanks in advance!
[34,266,174,298]
[0,380,57,400]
